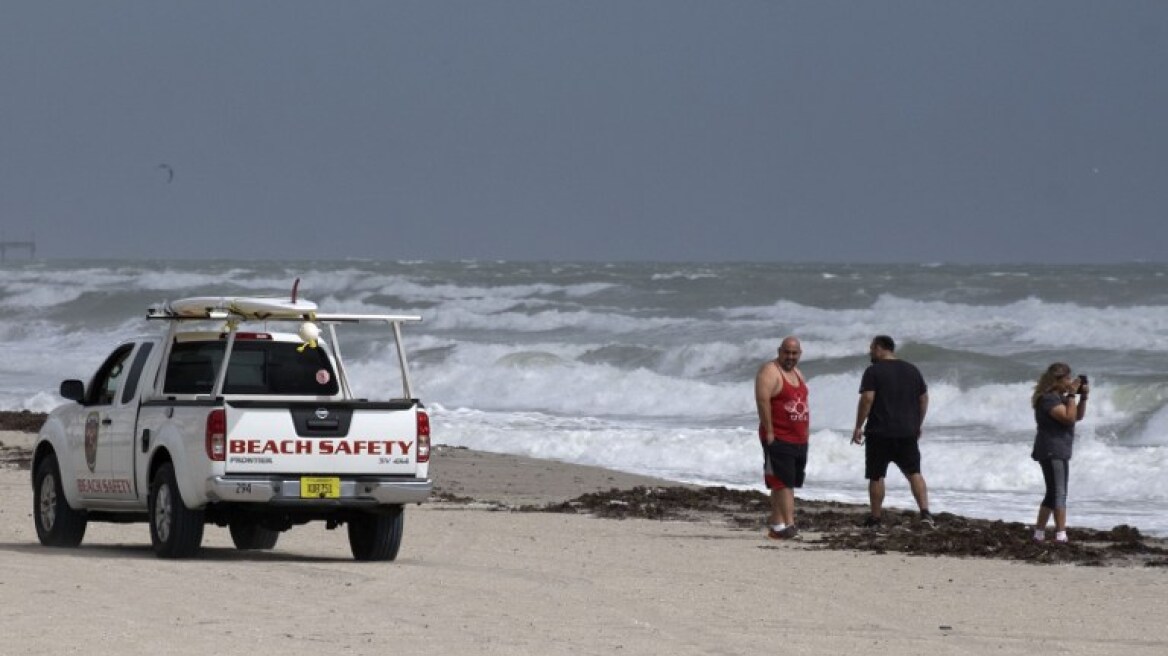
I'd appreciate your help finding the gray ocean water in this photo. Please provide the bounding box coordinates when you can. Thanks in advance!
[3,260,1167,534]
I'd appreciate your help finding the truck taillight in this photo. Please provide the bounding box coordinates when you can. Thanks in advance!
[206,409,226,461]
[416,409,430,463]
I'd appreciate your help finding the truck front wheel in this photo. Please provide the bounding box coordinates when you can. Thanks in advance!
[347,505,404,561]
[33,453,87,547]
[148,462,205,558]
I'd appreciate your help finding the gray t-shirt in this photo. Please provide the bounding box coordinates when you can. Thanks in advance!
[1031,392,1074,461]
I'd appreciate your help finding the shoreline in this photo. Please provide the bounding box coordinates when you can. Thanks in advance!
[6,421,1167,568]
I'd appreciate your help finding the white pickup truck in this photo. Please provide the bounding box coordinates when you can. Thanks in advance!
[30,295,431,560]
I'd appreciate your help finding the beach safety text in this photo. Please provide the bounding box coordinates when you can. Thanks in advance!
[228,439,414,456]
[78,478,133,494]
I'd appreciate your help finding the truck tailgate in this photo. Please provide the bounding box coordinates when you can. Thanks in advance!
[223,402,420,475]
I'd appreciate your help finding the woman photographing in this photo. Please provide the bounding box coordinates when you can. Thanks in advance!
[1030,363,1088,543]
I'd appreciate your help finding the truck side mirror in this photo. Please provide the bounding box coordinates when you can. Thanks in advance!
[60,379,86,403]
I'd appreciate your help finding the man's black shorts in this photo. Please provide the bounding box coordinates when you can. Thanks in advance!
[763,440,808,490]
[864,437,921,480]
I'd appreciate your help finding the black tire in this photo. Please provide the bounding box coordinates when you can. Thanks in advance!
[33,453,87,547]
[229,520,279,550]
[148,462,205,558]
[347,505,404,561]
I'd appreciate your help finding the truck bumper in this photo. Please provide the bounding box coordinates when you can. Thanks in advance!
[207,476,432,506]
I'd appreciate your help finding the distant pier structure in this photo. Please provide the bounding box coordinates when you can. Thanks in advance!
[0,238,36,261]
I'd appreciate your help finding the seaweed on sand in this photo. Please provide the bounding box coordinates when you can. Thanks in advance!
[518,485,1168,568]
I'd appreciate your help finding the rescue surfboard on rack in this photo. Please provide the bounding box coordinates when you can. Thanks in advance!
[160,296,319,320]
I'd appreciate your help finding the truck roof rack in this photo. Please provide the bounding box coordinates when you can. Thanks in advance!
[146,296,420,323]
[146,296,421,399]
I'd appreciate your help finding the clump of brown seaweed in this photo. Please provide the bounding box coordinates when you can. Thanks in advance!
[518,485,1168,568]
[0,410,46,433]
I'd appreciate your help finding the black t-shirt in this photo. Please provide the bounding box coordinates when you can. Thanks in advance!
[859,359,927,439]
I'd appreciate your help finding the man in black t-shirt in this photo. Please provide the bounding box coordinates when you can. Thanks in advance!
[851,335,935,528]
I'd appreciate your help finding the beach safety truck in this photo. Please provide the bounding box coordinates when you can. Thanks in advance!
[30,293,431,560]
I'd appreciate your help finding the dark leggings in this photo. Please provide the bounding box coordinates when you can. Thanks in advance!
[1039,458,1070,510]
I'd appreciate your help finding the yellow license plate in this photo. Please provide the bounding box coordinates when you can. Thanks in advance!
[301,477,341,499]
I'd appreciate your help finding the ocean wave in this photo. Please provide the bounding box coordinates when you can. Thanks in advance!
[432,407,1168,506]
[719,294,1168,353]
[650,271,718,281]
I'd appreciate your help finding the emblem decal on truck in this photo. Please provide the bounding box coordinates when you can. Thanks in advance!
[315,407,330,420]
[84,411,100,473]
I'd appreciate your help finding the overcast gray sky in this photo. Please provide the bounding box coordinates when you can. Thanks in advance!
[2,1,1165,263]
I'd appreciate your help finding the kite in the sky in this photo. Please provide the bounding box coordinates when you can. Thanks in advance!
[157,163,174,183]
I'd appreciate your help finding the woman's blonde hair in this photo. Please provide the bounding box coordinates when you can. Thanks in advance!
[1032,362,1070,408]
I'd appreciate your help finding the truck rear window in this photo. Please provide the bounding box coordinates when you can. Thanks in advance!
[164,341,339,396]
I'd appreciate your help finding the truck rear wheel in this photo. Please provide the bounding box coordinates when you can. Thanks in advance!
[149,462,205,558]
[33,453,87,547]
[347,505,404,561]
[229,520,279,550]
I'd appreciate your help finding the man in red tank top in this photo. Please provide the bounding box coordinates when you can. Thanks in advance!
[754,336,810,539]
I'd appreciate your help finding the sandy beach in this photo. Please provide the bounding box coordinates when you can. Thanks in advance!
[2,429,1167,655]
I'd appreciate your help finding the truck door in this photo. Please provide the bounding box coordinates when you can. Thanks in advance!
[107,342,155,500]
[75,344,139,501]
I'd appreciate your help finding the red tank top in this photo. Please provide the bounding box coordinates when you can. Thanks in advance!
[759,369,810,445]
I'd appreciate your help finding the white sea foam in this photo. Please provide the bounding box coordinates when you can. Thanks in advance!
[1130,405,1168,446]
[720,294,1168,354]
[650,271,718,281]
[0,283,90,309]
[433,406,1168,533]
[416,349,746,418]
